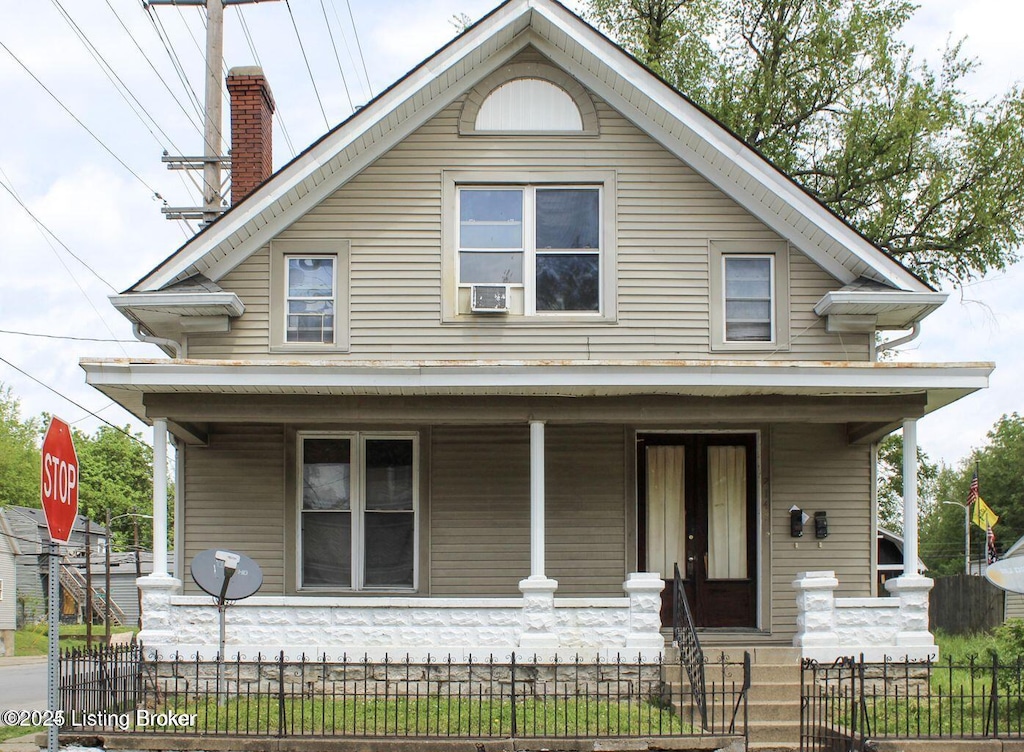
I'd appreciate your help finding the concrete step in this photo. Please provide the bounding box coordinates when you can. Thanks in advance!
[745,699,802,723]
[746,682,801,703]
[747,744,801,752]
[746,719,803,745]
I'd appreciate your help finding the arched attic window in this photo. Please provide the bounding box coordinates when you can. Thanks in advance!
[459,63,599,136]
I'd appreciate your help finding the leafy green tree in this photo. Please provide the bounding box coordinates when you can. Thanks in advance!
[0,384,41,508]
[876,431,938,534]
[920,414,1024,575]
[73,425,158,552]
[585,0,1024,286]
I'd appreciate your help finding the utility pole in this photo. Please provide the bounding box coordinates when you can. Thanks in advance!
[147,0,279,226]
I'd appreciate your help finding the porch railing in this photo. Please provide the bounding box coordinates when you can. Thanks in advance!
[801,653,1024,751]
[61,645,751,741]
[673,561,707,728]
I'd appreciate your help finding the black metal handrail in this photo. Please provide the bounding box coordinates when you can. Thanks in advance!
[673,561,707,728]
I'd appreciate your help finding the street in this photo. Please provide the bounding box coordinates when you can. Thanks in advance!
[0,658,47,714]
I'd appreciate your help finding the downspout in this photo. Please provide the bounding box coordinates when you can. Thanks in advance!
[875,321,921,359]
[132,323,183,359]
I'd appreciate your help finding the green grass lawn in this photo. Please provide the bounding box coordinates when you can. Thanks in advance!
[0,725,43,743]
[14,623,136,656]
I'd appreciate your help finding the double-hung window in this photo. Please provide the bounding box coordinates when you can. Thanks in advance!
[457,185,602,313]
[723,256,773,342]
[285,256,335,344]
[299,433,417,590]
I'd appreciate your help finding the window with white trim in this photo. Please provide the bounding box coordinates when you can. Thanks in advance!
[457,185,602,313]
[285,256,336,344]
[299,433,417,590]
[723,255,773,342]
[709,240,790,351]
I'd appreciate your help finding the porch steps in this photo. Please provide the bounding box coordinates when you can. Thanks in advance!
[664,645,802,750]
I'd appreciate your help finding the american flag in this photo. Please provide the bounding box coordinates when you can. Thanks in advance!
[968,468,980,506]
[988,524,998,565]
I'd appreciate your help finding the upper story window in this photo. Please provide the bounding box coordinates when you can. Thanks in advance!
[710,240,790,351]
[458,185,602,313]
[286,256,335,344]
[270,239,350,352]
[724,256,773,342]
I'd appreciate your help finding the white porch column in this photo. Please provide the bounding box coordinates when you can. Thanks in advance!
[902,419,919,576]
[530,419,546,578]
[519,420,559,649]
[137,417,181,653]
[152,417,169,578]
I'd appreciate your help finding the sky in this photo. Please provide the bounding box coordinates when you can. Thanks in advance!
[0,0,1021,471]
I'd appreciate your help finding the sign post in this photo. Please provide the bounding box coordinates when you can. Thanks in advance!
[41,417,79,752]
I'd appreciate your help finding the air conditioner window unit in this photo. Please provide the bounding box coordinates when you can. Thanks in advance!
[470,284,510,313]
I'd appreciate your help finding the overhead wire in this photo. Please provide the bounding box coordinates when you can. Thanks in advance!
[285,0,330,129]
[319,0,354,113]
[0,168,130,357]
[326,0,368,103]
[237,11,296,157]
[0,329,138,344]
[49,0,187,156]
[343,0,373,98]
[0,39,168,206]
[101,0,206,139]
[0,356,148,448]
[143,3,205,120]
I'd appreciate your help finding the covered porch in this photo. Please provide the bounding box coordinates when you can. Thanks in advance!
[81,358,990,660]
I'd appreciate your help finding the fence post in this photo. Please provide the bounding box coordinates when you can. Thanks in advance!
[857,655,866,751]
[278,650,286,738]
[510,652,517,739]
[991,653,1000,737]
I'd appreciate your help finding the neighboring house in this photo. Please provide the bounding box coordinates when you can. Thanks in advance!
[69,550,157,629]
[1001,536,1024,621]
[5,506,108,626]
[82,0,990,662]
[876,527,927,594]
[0,509,20,655]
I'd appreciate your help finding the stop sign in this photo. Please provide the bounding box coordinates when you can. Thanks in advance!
[41,416,79,544]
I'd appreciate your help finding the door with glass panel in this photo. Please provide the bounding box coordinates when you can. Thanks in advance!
[638,433,757,628]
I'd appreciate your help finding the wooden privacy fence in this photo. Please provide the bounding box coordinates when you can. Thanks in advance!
[929,573,1004,634]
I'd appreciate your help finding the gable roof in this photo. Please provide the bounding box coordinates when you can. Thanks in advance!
[129,0,931,296]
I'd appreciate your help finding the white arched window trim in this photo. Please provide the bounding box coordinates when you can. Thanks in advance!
[459,61,599,136]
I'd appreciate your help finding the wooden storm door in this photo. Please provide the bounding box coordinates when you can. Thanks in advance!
[639,433,757,628]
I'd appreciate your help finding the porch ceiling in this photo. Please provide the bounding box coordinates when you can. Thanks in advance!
[82,358,991,442]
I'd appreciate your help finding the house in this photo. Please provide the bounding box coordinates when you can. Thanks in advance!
[5,506,109,626]
[0,509,20,655]
[81,0,990,663]
[69,549,158,629]
[876,526,927,593]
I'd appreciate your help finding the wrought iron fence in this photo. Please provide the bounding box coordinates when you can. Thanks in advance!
[60,646,750,741]
[801,653,1024,751]
[673,561,708,727]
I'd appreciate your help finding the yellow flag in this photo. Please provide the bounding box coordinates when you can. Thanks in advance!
[971,496,999,530]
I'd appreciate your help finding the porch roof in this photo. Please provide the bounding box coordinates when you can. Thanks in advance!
[82,358,990,437]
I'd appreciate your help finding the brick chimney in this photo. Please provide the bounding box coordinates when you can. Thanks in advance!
[227,66,275,205]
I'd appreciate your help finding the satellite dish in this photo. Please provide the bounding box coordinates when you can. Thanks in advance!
[191,548,263,601]
[985,557,1024,594]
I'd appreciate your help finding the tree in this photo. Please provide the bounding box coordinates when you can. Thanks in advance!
[876,431,938,534]
[73,425,158,552]
[920,414,1024,575]
[0,384,41,508]
[585,0,1024,286]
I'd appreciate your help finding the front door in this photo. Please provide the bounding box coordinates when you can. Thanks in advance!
[638,433,757,628]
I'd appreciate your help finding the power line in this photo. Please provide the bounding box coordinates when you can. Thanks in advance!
[143,2,206,120]
[285,0,330,129]
[0,329,138,344]
[102,0,206,139]
[0,39,168,205]
[343,0,372,98]
[0,356,148,448]
[0,171,117,294]
[326,0,368,103]
[237,11,296,157]
[319,0,353,113]
[49,0,187,156]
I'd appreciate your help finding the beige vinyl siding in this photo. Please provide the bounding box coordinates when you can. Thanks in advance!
[0,531,15,631]
[182,424,285,594]
[769,423,873,639]
[429,424,626,597]
[1007,592,1024,621]
[187,51,868,361]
